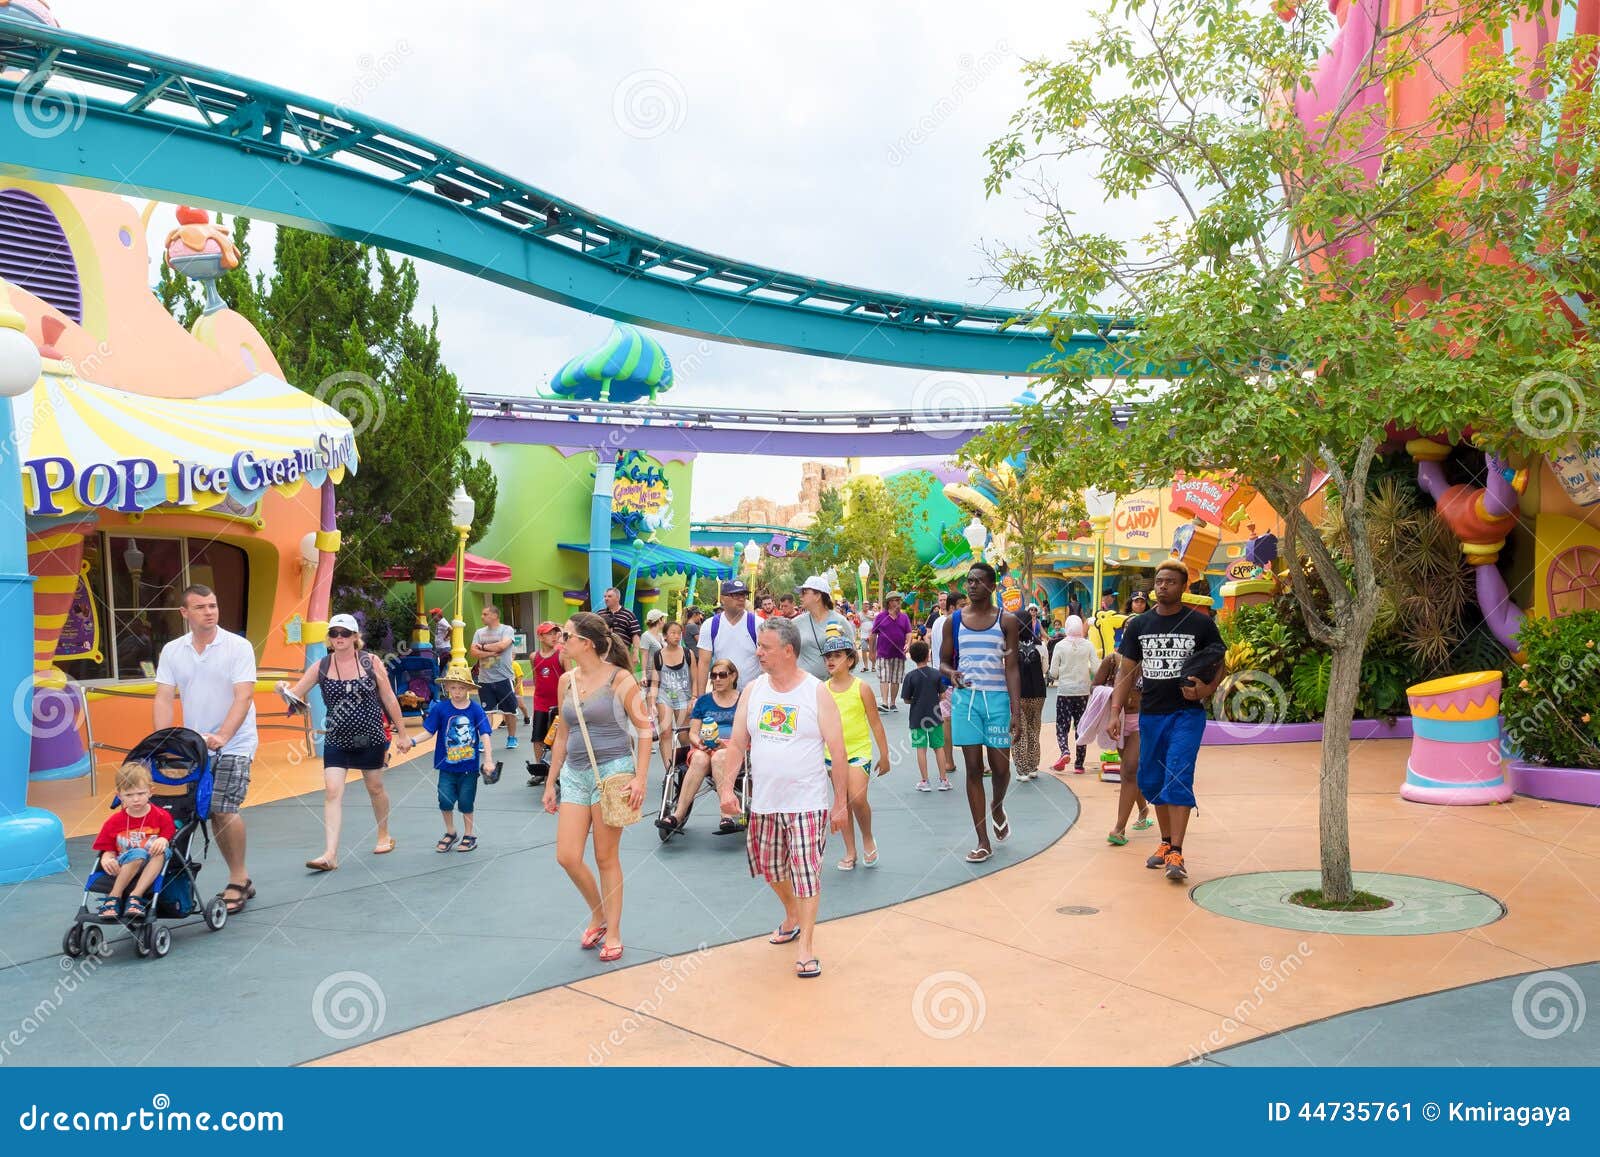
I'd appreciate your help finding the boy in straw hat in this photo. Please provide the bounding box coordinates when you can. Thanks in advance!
[422,669,495,853]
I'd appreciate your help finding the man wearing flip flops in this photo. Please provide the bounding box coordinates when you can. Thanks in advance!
[725,616,851,979]
[940,563,1021,864]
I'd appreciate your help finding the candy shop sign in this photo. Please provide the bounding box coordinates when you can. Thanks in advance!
[1114,499,1159,540]
[22,434,356,516]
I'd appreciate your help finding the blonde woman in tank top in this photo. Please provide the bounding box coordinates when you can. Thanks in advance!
[821,635,892,870]
[541,611,652,963]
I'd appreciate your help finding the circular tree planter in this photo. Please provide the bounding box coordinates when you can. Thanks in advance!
[1191,870,1504,936]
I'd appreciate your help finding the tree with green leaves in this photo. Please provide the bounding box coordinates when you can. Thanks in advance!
[161,220,496,601]
[805,473,931,602]
[959,453,1087,592]
[975,0,1600,902]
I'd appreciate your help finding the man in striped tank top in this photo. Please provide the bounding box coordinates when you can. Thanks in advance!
[939,561,1022,864]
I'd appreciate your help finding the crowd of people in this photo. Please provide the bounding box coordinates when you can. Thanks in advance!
[102,563,1223,981]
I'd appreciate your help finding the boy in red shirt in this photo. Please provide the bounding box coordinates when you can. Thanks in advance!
[527,621,565,784]
[90,763,176,921]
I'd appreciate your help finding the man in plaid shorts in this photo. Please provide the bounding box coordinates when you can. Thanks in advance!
[154,584,259,914]
[726,616,850,979]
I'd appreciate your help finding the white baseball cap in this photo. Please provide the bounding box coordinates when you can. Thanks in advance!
[798,575,831,595]
[328,613,360,633]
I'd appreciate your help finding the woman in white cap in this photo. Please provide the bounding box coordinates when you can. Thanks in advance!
[794,575,857,681]
[277,613,414,870]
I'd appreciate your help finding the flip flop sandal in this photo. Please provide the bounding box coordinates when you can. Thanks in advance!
[1107,832,1129,846]
[598,943,624,963]
[1133,817,1155,831]
[835,858,856,872]
[993,815,1011,842]
[862,849,880,868]
[305,856,339,871]
[769,925,802,944]
[373,838,397,855]
[580,924,608,950]
[965,848,993,863]
[435,834,458,853]
[796,958,822,979]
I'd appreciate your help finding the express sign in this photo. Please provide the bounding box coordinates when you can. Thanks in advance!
[22,434,356,516]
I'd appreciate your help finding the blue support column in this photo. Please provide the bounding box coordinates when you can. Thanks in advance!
[0,403,66,884]
[588,454,616,610]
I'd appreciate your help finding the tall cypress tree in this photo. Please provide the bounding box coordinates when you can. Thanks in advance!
[162,216,496,599]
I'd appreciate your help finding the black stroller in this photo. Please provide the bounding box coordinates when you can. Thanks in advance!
[62,728,229,961]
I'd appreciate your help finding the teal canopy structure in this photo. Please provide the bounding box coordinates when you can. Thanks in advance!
[549,323,674,404]
[558,540,730,582]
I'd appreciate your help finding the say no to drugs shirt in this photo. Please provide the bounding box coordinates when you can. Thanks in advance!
[1117,607,1224,716]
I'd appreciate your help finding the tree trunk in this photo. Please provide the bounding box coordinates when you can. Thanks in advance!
[1318,634,1368,903]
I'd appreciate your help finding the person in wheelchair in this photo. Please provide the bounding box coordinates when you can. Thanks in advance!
[655,659,744,836]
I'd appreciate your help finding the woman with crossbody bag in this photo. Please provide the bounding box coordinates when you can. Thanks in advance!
[276,613,413,871]
[541,611,652,963]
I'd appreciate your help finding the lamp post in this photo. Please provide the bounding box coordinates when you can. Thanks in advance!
[743,539,761,592]
[0,280,66,884]
[1084,487,1118,614]
[856,558,869,607]
[963,516,987,562]
[446,485,475,679]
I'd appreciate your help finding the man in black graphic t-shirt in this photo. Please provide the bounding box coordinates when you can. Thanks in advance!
[1109,560,1225,882]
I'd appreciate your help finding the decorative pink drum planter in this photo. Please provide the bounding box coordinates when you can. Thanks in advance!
[1401,672,1513,805]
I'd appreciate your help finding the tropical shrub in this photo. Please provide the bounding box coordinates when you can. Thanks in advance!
[1502,612,1600,771]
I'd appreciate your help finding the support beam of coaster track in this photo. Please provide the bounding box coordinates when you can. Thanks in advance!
[0,20,1144,376]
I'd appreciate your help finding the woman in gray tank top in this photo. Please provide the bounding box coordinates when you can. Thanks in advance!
[542,611,652,963]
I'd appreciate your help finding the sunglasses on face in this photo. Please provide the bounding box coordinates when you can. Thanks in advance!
[327,629,354,639]
[710,671,732,680]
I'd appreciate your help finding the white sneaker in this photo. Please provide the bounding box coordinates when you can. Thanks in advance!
[937,779,952,791]
[916,780,932,792]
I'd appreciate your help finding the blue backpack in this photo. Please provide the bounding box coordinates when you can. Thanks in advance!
[708,611,758,655]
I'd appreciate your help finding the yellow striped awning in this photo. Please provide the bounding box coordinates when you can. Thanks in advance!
[13,368,359,516]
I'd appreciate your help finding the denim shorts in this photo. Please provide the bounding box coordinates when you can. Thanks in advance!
[437,768,480,814]
[560,753,635,808]
[1136,709,1206,808]
[116,847,152,866]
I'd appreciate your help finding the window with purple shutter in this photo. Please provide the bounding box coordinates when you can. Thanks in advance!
[0,188,83,323]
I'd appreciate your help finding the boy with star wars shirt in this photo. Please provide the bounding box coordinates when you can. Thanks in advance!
[422,670,495,853]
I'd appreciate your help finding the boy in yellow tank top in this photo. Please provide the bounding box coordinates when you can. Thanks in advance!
[821,634,891,870]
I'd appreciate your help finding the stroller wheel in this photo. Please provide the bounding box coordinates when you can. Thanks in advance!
[133,926,151,958]
[203,895,228,932]
[61,923,84,958]
[81,923,106,958]
[149,925,172,959]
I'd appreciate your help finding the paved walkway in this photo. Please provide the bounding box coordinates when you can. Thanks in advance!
[0,726,1072,1066]
[11,708,1600,1067]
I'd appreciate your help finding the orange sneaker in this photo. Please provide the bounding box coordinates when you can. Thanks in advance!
[1163,850,1188,881]
[1145,841,1172,869]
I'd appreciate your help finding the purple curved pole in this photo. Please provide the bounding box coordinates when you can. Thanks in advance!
[1477,564,1526,652]
[1482,454,1519,520]
[1416,459,1448,502]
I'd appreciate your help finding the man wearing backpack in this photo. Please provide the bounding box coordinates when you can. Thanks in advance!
[696,579,761,695]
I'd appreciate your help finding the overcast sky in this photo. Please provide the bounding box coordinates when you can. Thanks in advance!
[58,0,1106,518]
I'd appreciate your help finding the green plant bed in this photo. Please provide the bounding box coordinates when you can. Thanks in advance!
[1288,888,1394,913]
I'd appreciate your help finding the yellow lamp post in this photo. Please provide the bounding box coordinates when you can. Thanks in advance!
[1084,487,1118,611]
[446,485,475,680]
[856,558,869,606]
[743,539,762,592]
[962,516,987,562]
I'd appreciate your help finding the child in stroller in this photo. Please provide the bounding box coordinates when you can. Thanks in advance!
[63,727,229,961]
[90,762,174,921]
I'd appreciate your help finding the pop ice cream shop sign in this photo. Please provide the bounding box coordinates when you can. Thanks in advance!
[22,433,357,516]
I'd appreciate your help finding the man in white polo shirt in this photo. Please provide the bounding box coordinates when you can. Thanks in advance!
[153,584,258,913]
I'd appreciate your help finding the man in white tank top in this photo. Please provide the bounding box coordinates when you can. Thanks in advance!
[726,616,850,980]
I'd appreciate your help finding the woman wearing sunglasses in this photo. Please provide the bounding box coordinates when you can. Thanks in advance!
[276,613,414,870]
[656,659,740,835]
[541,612,652,962]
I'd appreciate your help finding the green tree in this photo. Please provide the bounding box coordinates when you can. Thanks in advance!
[813,474,932,602]
[976,0,1600,902]
[961,454,1087,591]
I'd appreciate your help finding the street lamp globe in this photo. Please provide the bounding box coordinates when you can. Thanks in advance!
[449,485,475,532]
[743,539,762,568]
[0,291,41,399]
[1084,487,1118,521]
[963,516,988,555]
[857,559,870,581]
